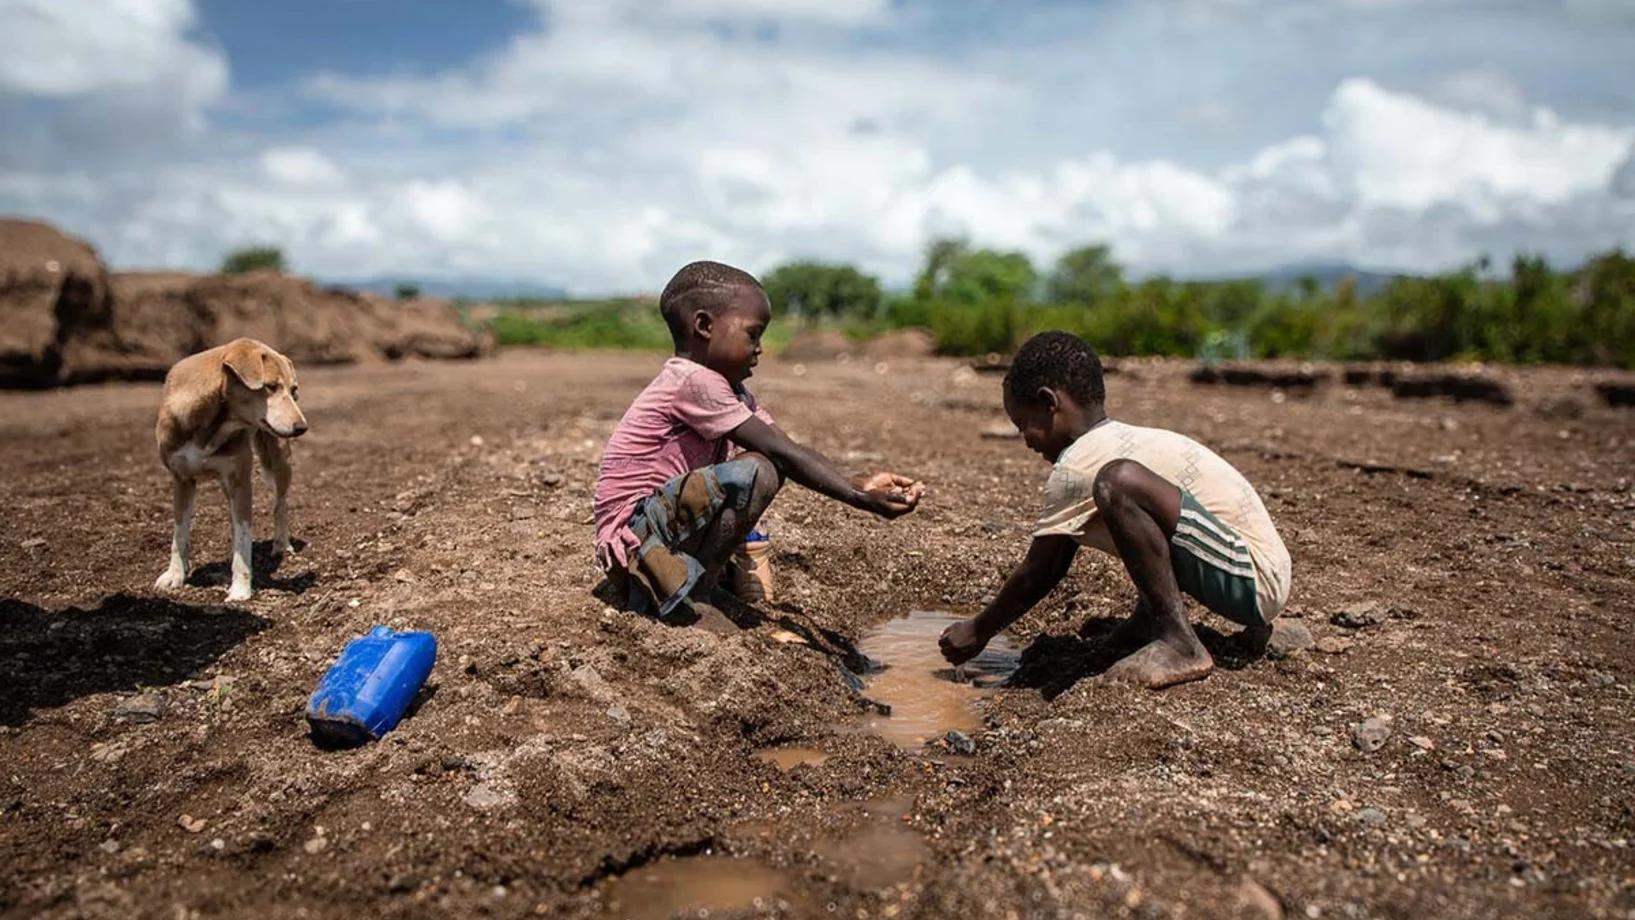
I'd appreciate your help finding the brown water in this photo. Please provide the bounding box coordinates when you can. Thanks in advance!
[855,611,1019,748]
[754,745,827,771]
[600,855,797,919]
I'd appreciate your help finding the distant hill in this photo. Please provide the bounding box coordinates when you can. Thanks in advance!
[332,277,569,301]
[1248,263,1401,297]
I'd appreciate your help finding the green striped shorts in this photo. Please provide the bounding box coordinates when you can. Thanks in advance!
[1171,491,1264,627]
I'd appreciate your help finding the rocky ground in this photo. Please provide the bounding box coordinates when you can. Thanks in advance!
[2,350,1633,920]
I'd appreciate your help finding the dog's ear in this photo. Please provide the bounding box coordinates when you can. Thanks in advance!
[221,340,266,391]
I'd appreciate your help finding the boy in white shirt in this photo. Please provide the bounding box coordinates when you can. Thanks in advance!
[939,332,1293,689]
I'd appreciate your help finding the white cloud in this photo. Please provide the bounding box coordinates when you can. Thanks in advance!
[0,0,224,104]
[1323,77,1632,210]
[1,0,1632,290]
[260,147,344,187]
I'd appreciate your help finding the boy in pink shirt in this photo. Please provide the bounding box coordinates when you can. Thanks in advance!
[594,260,923,621]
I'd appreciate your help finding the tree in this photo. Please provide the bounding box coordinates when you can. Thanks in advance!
[761,261,883,319]
[1045,244,1123,307]
[220,246,286,275]
[912,237,1036,307]
[394,282,422,301]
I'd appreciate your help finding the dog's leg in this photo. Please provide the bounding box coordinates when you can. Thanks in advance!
[257,430,295,555]
[154,474,197,591]
[224,455,255,602]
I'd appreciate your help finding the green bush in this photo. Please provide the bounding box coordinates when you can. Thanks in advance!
[473,245,1635,369]
[220,246,286,274]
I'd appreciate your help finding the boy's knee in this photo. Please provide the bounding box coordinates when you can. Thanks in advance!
[733,452,781,505]
[1092,458,1146,510]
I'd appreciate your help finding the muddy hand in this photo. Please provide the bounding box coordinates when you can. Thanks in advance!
[863,487,919,519]
[939,618,987,666]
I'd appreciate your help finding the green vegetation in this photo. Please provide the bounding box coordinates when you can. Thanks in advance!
[469,240,1635,368]
[763,261,883,319]
[394,282,422,301]
[220,246,287,275]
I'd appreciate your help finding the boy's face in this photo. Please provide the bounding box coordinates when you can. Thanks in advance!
[696,285,771,387]
[1004,387,1075,463]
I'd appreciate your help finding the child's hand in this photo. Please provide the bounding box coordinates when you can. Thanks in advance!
[853,472,923,519]
[853,471,921,496]
[939,618,989,665]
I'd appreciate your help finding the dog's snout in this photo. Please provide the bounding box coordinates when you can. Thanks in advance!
[291,422,308,438]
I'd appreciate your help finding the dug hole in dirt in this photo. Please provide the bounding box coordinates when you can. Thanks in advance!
[2,347,1634,920]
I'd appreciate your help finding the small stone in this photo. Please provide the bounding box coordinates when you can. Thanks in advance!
[1481,748,1508,761]
[980,424,1020,440]
[179,814,207,833]
[1357,807,1387,827]
[1235,875,1284,920]
[571,665,614,703]
[464,783,513,811]
[1352,717,1392,753]
[113,693,165,722]
[469,435,484,447]
[1409,736,1435,751]
[302,836,328,855]
[606,704,630,724]
[210,838,225,851]
[1331,601,1387,630]
[20,538,45,550]
[1587,672,1615,689]
[1266,621,1314,659]
[99,839,120,854]
[943,730,977,756]
[1315,637,1353,655]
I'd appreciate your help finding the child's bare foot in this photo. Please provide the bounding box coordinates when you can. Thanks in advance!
[1102,603,1155,650]
[1102,636,1214,689]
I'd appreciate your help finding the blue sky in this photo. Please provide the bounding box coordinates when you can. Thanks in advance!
[2,0,1632,293]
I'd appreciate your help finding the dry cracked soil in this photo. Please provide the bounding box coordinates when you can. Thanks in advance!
[2,350,1633,920]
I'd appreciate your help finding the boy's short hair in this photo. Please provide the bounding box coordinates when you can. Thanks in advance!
[1005,331,1106,407]
[659,260,763,345]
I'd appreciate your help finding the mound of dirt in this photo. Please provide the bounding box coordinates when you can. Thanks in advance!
[365,293,494,361]
[779,328,855,361]
[1190,362,1331,392]
[0,219,110,388]
[863,328,935,360]
[0,218,489,387]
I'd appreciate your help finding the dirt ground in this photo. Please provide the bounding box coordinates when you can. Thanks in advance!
[2,350,1633,920]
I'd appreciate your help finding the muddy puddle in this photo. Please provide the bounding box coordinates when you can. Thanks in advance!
[855,610,1018,748]
[600,854,800,919]
[755,745,828,771]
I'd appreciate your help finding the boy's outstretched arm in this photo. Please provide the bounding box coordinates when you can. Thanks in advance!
[730,416,920,519]
[940,535,1078,664]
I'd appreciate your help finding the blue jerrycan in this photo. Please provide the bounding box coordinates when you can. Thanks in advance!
[306,626,437,746]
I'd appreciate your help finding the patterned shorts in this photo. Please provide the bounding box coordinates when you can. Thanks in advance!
[1170,491,1265,627]
[617,458,764,619]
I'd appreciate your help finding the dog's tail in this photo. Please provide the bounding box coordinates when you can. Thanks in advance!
[252,429,290,490]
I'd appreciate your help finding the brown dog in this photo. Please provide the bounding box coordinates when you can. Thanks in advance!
[154,338,308,602]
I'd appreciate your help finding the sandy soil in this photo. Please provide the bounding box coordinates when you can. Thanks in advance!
[2,350,1633,920]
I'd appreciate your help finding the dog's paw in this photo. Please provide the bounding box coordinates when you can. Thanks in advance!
[226,582,254,603]
[154,568,187,591]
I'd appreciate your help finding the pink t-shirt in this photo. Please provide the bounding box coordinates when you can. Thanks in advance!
[593,357,774,570]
